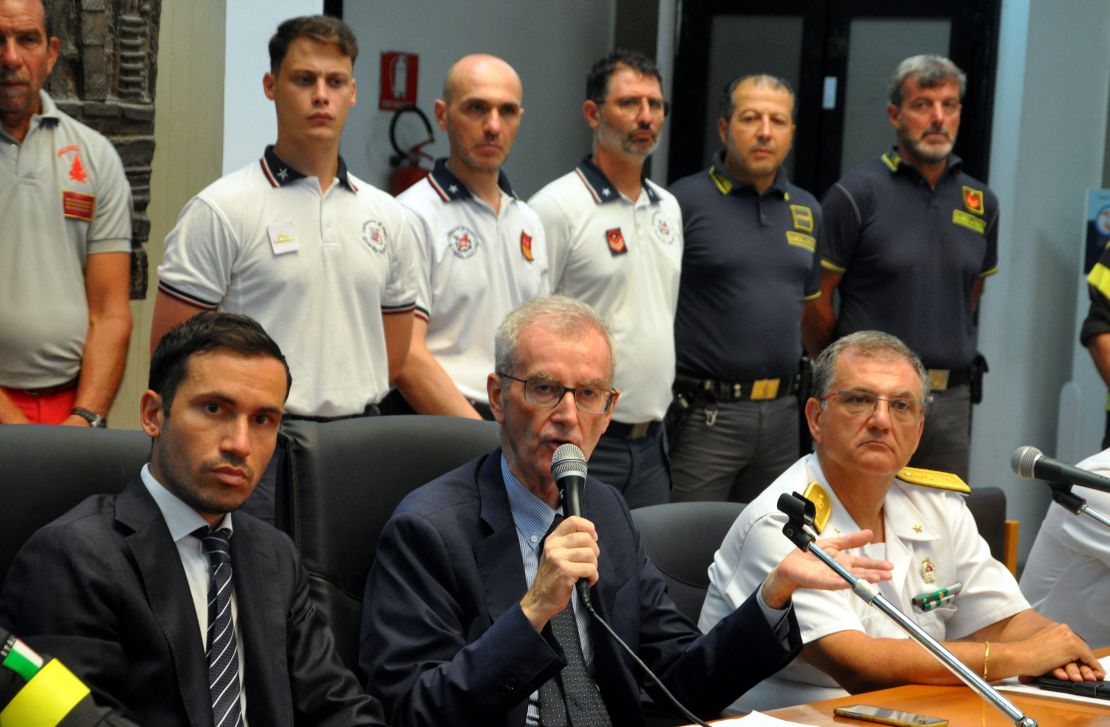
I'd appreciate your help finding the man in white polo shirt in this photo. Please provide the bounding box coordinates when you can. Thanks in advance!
[529,50,682,507]
[390,54,547,420]
[152,15,415,419]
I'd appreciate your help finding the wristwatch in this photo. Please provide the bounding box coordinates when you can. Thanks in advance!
[71,407,107,428]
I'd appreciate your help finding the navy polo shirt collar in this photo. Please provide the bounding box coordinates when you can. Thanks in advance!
[575,154,660,205]
[427,157,517,202]
[259,144,357,191]
[881,147,964,181]
[707,150,788,198]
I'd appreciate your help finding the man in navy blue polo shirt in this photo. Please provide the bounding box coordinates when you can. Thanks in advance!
[669,75,821,503]
[803,55,999,481]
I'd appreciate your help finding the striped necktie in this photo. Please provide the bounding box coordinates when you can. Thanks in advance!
[538,516,612,727]
[200,527,243,727]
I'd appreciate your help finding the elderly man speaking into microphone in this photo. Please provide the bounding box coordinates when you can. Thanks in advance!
[360,295,893,727]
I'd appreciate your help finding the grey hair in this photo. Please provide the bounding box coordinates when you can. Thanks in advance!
[888,55,967,107]
[494,295,616,385]
[812,331,929,407]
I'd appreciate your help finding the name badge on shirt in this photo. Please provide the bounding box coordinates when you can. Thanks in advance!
[268,221,299,255]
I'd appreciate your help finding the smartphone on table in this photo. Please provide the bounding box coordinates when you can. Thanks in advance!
[833,703,949,726]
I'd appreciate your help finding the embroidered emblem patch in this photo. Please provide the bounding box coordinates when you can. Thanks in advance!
[448,225,480,258]
[57,144,87,183]
[520,231,534,262]
[952,209,986,234]
[606,227,627,255]
[652,211,676,245]
[362,220,387,253]
[62,191,95,221]
[790,204,814,232]
[785,231,815,252]
[962,186,984,215]
[920,558,938,584]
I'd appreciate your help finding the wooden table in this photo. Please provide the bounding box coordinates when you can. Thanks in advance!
[764,681,1110,726]
[760,646,1110,726]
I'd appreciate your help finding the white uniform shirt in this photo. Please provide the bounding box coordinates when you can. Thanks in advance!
[699,453,1029,712]
[157,147,416,417]
[529,157,683,423]
[398,159,548,403]
[1021,448,1110,648]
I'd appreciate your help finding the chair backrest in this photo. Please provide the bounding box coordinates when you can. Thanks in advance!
[0,425,149,585]
[631,501,745,623]
[279,415,501,672]
[964,486,1017,573]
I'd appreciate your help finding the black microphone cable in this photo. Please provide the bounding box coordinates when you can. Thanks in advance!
[551,444,713,727]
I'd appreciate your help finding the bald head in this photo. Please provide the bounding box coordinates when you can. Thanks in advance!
[442,54,522,102]
[436,54,524,176]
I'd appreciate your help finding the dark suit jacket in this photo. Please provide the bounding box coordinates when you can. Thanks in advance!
[360,450,801,726]
[0,478,383,726]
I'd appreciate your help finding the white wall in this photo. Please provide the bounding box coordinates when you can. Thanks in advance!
[222,0,322,174]
[341,1,615,198]
[973,0,1110,560]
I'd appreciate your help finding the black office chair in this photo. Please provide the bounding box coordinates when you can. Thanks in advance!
[0,425,149,585]
[278,415,500,672]
[631,500,745,624]
[964,486,1019,574]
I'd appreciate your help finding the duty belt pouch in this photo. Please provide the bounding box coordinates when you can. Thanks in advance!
[970,352,989,405]
[664,390,694,448]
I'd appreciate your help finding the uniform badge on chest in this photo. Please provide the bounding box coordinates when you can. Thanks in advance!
[362,219,388,253]
[920,557,938,584]
[606,227,627,256]
[520,231,534,262]
[652,210,676,245]
[448,225,480,258]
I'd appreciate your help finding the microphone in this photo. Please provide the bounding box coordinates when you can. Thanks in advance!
[551,443,590,607]
[1010,446,1110,495]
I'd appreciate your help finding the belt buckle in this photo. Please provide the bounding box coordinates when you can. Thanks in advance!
[750,378,780,401]
[628,421,651,439]
[927,369,950,392]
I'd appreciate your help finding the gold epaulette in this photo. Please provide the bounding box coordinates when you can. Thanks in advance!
[897,466,971,494]
[801,481,832,534]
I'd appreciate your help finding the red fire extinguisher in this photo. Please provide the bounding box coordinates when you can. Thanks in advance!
[389,104,435,195]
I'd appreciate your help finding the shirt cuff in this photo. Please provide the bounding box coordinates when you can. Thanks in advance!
[757,583,794,648]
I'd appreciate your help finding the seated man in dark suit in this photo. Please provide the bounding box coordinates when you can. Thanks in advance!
[360,295,893,726]
[1,312,385,726]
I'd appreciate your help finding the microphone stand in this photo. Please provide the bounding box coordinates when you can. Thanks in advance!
[777,493,1038,727]
[1047,484,1110,530]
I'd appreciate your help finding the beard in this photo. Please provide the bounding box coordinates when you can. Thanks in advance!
[900,125,955,165]
[596,117,658,160]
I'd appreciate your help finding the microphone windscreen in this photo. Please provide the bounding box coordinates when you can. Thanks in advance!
[552,443,587,481]
[1011,446,1042,479]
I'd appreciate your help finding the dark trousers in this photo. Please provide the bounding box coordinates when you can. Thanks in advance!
[670,396,800,504]
[588,423,671,508]
[909,383,972,481]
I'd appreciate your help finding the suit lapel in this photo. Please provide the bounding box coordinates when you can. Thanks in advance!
[473,451,529,624]
[116,480,212,727]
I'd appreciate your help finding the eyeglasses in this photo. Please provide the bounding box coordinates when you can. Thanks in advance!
[498,373,616,414]
[597,96,670,118]
[821,390,925,421]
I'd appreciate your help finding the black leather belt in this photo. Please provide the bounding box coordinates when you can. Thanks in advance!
[6,377,79,396]
[604,419,659,440]
[673,373,799,402]
[925,368,973,392]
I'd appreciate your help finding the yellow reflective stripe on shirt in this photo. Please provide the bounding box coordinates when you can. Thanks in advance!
[1088,261,1110,302]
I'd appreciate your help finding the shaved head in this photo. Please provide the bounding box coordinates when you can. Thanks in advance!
[442,53,522,103]
[436,53,524,176]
